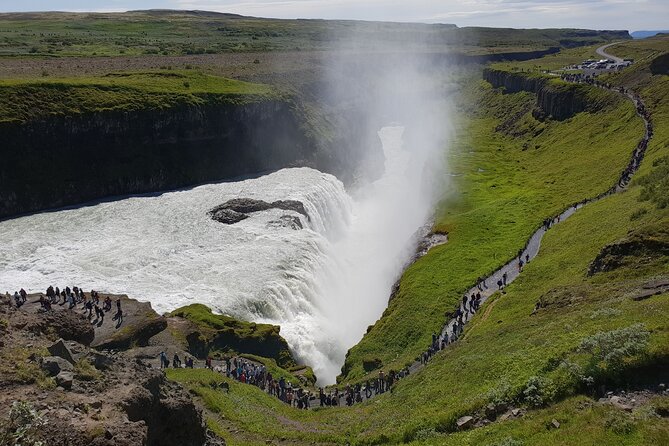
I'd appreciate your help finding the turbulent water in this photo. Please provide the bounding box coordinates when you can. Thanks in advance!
[0,127,435,384]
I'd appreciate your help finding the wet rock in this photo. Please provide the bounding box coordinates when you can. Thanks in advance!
[267,215,303,230]
[271,200,309,219]
[41,356,74,376]
[48,338,76,364]
[209,208,248,224]
[208,198,309,225]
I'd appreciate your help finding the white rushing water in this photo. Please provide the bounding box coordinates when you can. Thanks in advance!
[0,127,437,384]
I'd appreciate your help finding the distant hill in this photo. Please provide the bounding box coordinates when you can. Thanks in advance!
[630,30,669,39]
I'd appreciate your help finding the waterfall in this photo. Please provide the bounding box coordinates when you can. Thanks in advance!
[0,126,441,385]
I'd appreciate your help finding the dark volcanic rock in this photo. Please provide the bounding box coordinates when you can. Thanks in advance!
[215,198,273,214]
[272,200,309,219]
[650,52,669,75]
[208,197,309,225]
[267,215,303,230]
[122,369,206,446]
[483,68,593,121]
[93,297,168,350]
[208,207,248,224]
[0,99,319,220]
[48,338,77,364]
[40,356,74,376]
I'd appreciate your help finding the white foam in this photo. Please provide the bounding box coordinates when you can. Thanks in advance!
[0,128,437,384]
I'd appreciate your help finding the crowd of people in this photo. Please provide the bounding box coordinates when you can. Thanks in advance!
[219,356,315,409]
[7,285,123,328]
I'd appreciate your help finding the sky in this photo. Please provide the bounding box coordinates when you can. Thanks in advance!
[0,0,667,30]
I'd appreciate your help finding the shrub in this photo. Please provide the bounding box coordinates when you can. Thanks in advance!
[0,401,46,446]
[522,376,556,408]
[590,307,622,319]
[413,427,439,441]
[579,323,650,375]
[630,208,648,221]
[485,378,516,407]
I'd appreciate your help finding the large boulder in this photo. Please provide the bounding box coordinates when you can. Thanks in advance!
[208,198,309,225]
[209,208,248,224]
[55,371,74,390]
[40,356,74,376]
[48,338,76,364]
[93,297,167,350]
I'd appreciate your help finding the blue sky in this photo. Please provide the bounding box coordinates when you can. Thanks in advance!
[1,1,667,30]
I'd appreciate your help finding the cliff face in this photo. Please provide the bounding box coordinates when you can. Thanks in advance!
[482,68,590,120]
[0,99,316,220]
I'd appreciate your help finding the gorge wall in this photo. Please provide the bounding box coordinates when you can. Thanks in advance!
[0,98,322,220]
[483,68,593,120]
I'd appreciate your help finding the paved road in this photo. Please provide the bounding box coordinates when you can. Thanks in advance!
[596,42,624,63]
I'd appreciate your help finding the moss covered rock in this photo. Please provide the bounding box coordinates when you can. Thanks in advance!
[170,304,296,368]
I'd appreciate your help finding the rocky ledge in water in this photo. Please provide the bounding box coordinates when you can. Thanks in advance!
[208,198,309,226]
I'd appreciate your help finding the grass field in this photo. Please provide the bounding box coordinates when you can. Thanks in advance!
[0,69,279,122]
[0,11,628,58]
[165,37,669,445]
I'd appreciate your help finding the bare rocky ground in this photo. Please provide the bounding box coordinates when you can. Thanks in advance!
[0,292,223,446]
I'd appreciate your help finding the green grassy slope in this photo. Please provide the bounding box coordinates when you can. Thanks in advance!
[167,38,669,445]
[0,70,278,123]
[0,10,628,57]
[169,185,669,445]
[342,75,643,381]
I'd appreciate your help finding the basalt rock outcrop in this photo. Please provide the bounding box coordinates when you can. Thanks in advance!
[0,98,315,220]
[208,197,309,225]
[92,296,168,350]
[650,52,669,75]
[483,68,596,121]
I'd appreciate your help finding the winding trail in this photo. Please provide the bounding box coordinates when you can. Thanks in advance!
[426,79,652,374]
[596,42,625,63]
[300,70,655,408]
